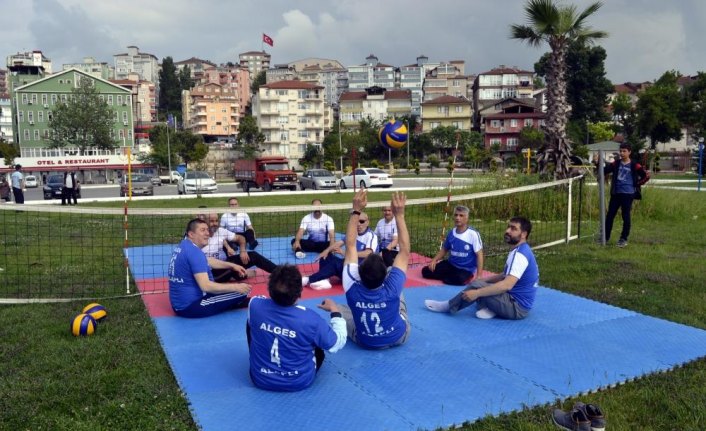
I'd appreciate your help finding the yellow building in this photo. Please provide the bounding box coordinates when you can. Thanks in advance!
[420,95,472,132]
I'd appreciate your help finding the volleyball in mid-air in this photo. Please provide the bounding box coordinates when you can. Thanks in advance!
[82,303,107,322]
[71,313,97,337]
[378,120,408,150]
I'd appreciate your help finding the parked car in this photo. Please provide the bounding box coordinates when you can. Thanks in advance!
[24,175,38,188]
[159,171,182,184]
[299,169,338,190]
[120,173,154,197]
[339,168,393,189]
[150,176,162,186]
[177,171,218,194]
[43,174,82,200]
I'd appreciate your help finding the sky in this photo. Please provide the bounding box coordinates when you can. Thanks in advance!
[1,0,705,84]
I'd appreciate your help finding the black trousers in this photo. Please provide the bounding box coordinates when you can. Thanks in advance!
[421,260,473,286]
[61,187,77,205]
[291,238,330,253]
[12,187,24,204]
[212,251,277,282]
[605,193,634,241]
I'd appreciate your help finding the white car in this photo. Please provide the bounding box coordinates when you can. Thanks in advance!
[339,168,393,189]
[24,175,38,188]
[177,171,218,194]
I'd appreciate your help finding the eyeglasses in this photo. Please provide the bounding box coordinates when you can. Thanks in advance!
[358,219,368,224]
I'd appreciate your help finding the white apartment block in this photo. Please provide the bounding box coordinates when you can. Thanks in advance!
[113,46,160,84]
[253,80,331,166]
[6,50,52,73]
[347,54,395,91]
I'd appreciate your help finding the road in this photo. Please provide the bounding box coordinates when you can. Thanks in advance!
[18,176,472,203]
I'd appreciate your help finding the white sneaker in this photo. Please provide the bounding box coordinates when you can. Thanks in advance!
[295,251,306,259]
[424,299,450,313]
[475,307,497,319]
[309,279,332,290]
[301,276,309,286]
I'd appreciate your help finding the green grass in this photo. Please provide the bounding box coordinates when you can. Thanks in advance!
[1,184,705,430]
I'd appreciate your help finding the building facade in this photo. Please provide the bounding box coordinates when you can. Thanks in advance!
[182,82,240,141]
[6,50,52,74]
[420,95,473,132]
[0,95,13,143]
[339,86,412,129]
[347,54,396,91]
[252,80,330,166]
[2,68,139,183]
[482,100,545,152]
[113,46,160,83]
[239,51,271,81]
[198,65,251,117]
[473,65,535,129]
[174,57,217,80]
[63,56,115,80]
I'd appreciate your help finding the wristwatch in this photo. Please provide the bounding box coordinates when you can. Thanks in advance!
[349,210,361,216]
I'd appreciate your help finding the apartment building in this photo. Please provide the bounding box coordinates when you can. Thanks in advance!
[198,65,251,117]
[339,86,412,129]
[399,55,440,117]
[239,51,271,81]
[110,75,157,124]
[0,96,13,143]
[422,61,472,102]
[482,100,544,152]
[420,95,472,133]
[113,46,160,83]
[6,50,52,74]
[63,56,115,80]
[473,65,535,129]
[174,57,216,80]
[0,68,8,96]
[182,82,240,141]
[252,80,330,166]
[347,54,396,91]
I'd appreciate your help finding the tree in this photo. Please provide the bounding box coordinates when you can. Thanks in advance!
[48,77,116,155]
[250,71,266,96]
[636,71,684,152]
[511,0,607,178]
[587,121,616,142]
[682,72,706,142]
[138,124,179,170]
[236,115,265,159]
[518,126,545,150]
[298,144,323,168]
[0,141,19,167]
[611,93,642,151]
[175,130,208,168]
[178,66,193,92]
[535,40,613,122]
[158,57,182,121]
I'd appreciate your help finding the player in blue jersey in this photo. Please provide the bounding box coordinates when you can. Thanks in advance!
[425,216,539,320]
[301,211,378,290]
[320,189,411,349]
[247,264,347,391]
[421,205,484,285]
[168,218,252,318]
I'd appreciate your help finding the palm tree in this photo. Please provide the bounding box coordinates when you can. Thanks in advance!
[511,0,607,178]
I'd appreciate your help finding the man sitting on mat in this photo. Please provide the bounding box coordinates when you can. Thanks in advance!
[421,205,484,285]
[374,205,399,267]
[168,218,252,318]
[291,199,335,258]
[203,213,277,283]
[221,197,259,250]
[301,211,378,290]
[424,216,539,320]
[320,190,411,349]
[247,264,347,391]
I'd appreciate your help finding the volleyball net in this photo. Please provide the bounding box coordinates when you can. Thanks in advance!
[0,175,596,303]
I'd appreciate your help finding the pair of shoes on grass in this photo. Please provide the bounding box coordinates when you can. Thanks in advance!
[423,300,497,319]
[616,239,628,248]
[552,402,605,431]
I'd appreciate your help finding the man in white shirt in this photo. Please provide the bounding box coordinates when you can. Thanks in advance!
[62,169,78,206]
[220,197,259,250]
[374,205,399,267]
[291,199,335,259]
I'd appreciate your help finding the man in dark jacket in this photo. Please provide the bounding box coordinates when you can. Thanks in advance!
[602,143,650,247]
[62,169,78,206]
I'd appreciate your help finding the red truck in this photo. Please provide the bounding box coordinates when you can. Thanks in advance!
[233,156,298,192]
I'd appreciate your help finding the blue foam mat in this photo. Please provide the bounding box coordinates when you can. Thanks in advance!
[151,285,706,430]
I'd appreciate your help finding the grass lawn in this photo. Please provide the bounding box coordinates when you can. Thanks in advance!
[1,185,705,430]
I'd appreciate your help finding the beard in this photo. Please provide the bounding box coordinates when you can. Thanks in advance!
[504,233,520,245]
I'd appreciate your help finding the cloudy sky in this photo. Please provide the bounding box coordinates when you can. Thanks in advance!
[1,0,704,84]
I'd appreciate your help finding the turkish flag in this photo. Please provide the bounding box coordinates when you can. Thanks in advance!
[263,33,274,47]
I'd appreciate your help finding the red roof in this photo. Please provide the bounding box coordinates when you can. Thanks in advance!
[421,95,469,105]
[261,80,323,90]
[384,90,411,100]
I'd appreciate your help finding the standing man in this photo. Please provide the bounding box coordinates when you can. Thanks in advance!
[247,264,347,391]
[374,205,399,267]
[602,143,650,247]
[320,190,412,349]
[10,164,24,204]
[62,168,78,206]
[168,218,252,318]
[421,205,484,285]
[425,217,539,320]
[221,197,259,250]
[203,212,277,283]
[291,199,335,258]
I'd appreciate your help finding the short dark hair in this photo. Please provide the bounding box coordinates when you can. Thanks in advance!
[619,143,631,151]
[268,265,303,306]
[509,216,532,238]
[311,198,322,205]
[359,254,387,289]
[186,218,207,234]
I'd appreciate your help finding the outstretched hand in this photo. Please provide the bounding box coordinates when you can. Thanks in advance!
[318,298,339,313]
[352,189,367,212]
[391,191,406,216]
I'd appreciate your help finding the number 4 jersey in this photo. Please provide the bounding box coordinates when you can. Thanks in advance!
[247,296,343,391]
[342,264,407,348]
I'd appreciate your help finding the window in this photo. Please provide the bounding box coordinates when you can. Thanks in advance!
[51,94,58,104]
[42,94,48,105]
[452,121,463,129]
[510,119,518,128]
[489,138,502,146]
[107,95,113,105]
[277,116,288,124]
[38,111,44,122]
[34,130,40,140]
[47,111,52,121]
[117,95,123,105]
[298,130,309,138]
[19,111,24,123]
[429,122,440,129]
[506,138,518,148]
[24,129,30,140]
[28,112,34,123]
[22,94,28,104]
[277,102,288,112]
[119,129,125,139]
[122,111,128,121]
[491,120,502,128]
[298,116,308,124]
[298,90,307,99]
[455,105,463,113]
[276,90,288,96]
[524,118,534,127]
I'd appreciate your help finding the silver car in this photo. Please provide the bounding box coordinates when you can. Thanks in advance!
[120,173,154,197]
[299,169,338,190]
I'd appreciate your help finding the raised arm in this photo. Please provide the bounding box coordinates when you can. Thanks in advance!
[344,189,367,265]
[391,192,409,272]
